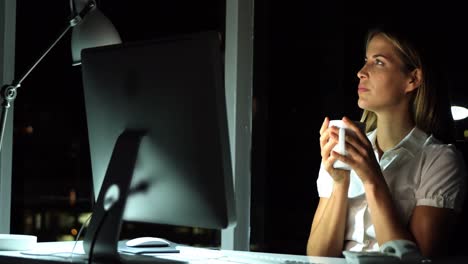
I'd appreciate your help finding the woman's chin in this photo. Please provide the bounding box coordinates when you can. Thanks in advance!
[357,101,374,112]
[357,99,366,109]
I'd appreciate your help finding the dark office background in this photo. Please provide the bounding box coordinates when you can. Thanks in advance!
[10,0,468,256]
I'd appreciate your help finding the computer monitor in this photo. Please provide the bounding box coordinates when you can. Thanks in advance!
[79,31,236,263]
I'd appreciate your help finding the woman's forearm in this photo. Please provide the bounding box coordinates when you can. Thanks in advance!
[364,179,413,245]
[307,178,349,257]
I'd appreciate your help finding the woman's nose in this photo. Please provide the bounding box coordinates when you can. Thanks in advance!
[357,65,368,79]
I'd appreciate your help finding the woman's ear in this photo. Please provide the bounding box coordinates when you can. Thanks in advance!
[406,68,422,93]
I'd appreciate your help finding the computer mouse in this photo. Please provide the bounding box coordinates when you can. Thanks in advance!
[125,237,171,247]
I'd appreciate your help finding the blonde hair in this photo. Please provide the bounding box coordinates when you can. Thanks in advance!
[359,28,453,142]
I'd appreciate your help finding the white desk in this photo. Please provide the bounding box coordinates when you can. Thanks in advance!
[2,241,468,264]
[0,241,346,264]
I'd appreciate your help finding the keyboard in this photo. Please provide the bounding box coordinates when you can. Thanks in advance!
[220,250,320,264]
[150,246,320,264]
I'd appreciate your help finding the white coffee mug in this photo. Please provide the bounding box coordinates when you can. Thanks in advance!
[328,119,366,170]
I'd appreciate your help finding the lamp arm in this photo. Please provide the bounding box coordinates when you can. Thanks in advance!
[0,1,96,151]
[0,24,72,152]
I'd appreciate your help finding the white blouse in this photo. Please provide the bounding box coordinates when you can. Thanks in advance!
[316,127,467,251]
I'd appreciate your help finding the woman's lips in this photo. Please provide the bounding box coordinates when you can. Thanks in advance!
[358,86,369,93]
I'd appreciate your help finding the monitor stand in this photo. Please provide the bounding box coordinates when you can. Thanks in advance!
[82,130,186,264]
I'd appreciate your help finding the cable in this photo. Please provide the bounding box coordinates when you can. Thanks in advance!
[19,213,92,262]
[70,212,93,262]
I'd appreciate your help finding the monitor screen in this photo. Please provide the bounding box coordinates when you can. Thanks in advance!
[79,31,236,261]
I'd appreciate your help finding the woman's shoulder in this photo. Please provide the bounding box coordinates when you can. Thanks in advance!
[421,135,464,162]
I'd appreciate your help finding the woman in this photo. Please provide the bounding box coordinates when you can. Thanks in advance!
[307,26,466,258]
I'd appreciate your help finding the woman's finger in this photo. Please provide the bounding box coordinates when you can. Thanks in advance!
[319,117,329,136]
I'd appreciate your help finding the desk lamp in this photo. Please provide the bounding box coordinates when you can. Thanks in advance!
[0,0,121,251]
[0,0,121,152]
[452,105,468,121]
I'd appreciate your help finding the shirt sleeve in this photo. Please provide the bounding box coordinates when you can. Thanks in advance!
[316,163,333,198]
[416,144,467,212]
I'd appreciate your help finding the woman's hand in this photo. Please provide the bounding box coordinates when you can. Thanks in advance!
[319,117,350,183]
[330,116,383,185]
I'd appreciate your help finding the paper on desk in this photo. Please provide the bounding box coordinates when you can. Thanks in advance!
[20,240,86,260]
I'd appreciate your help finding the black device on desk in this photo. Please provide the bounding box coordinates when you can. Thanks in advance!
[80,30,236,263]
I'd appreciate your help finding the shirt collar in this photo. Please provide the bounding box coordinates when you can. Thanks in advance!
[368,126,428,157]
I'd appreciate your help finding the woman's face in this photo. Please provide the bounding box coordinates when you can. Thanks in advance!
[356,34,416,114]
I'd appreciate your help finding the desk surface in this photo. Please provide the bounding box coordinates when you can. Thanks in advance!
[0,241,345,264]
[1,241,468,264]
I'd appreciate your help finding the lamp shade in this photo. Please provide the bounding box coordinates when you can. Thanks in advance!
[451,105,468,121]
[71,1,121,65]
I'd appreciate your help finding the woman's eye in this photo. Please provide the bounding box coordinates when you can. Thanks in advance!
[375,59,384,65]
